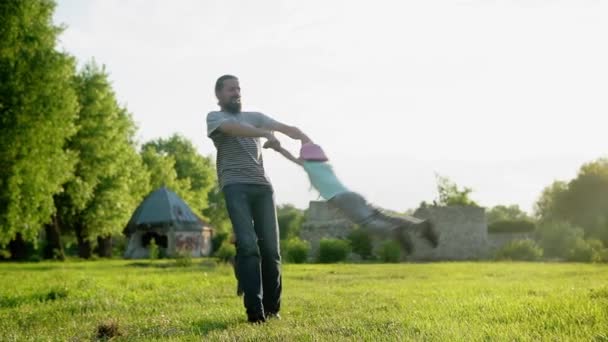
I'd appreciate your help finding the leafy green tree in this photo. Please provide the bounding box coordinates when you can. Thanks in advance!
[434,174,478,207]
[486,204,530,225]
[141,135,215,215]
[486,204,534,234]
[277,204,305,240]
[534,159,608,244]
[140,147,187,194]
[0,0,78,254]
[202,184,231,235]
[534,181,568,223]
[557,159,608,243]
[55,62,148,258]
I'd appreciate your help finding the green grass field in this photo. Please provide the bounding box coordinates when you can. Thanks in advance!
[1,260,607,341]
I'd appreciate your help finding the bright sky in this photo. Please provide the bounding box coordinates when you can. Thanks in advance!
[54,0,608,213]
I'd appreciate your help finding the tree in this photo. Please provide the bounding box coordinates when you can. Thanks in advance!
[486,204,530,225]
[434,174,478,207]
[558,159,608,243]
[141,135,215,215]
[533,180,568,223]
[534,159,608,244]
[56,62,149,258]
[140,146,188,195]
[202,183,231,235]
[277,204,305,240]
[0,0,79,254]
[536,221,584,259]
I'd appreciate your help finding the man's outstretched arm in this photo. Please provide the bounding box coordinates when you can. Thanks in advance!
[272,146,303,166]
[217,121,275,139]
[213,120,281,149]
[270,122,312,144]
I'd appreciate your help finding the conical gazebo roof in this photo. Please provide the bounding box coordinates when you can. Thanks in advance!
[124,186,204,234]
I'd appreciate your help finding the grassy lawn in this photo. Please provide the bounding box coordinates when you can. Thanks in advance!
[1,259,607,341]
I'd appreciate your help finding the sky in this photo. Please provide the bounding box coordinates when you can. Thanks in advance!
[53,0,608,213]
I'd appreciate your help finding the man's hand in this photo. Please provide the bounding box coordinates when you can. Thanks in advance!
[262,133,281,151]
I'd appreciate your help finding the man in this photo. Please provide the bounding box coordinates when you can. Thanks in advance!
[206,75,311,323]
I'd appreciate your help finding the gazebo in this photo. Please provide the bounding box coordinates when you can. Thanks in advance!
[123,186,213,258]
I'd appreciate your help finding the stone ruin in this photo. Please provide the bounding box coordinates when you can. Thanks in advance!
[300,200,531,261]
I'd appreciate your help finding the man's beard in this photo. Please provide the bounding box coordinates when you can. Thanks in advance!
[223,98,242,113]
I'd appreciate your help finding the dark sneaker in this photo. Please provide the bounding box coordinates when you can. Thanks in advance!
[247,312,266,324]
[394,225,414,254]
[266,311,281,320]
[417,220,439,248]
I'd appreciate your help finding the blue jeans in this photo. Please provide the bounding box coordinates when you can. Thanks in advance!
[223,183,281,315]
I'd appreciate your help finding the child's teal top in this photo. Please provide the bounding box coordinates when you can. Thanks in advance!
[302,161,349,200]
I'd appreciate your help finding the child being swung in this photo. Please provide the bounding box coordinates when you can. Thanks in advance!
[270,142,439,253]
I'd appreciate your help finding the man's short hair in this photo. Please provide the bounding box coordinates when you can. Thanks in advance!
[215,74,238,93]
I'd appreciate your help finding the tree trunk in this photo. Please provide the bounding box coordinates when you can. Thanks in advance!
[8,232,28,261]
[95,235,113,258]
[74,222,92,259]
[43,215,65,260]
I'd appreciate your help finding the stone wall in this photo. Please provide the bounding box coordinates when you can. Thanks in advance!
[300,201,355,259]
[410,206,488,261]
[300,201,492,261]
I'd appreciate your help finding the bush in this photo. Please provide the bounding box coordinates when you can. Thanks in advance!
[348,227,373,260]
[211,231,230,254]
[174,248,193,267]
[214,242,236,263]
[318,238,351,263]
[488,220,536,234]
[148,240,159,260]
[600,249,608,263]
[536,221,584,259]
[378,240,401,263]
[111,235,128,258]
[283,237,310,263]
[495,239,543,261]
[567,238,605,262]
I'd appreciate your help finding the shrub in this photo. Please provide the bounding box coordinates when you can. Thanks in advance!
[600,248,608,263]
[174,248,193,267]
[495,239,543,261]
[536,221,584,259]
[348,227,373,260]
[378,240,401,263]
[148,240,159,260]
[211,231,230,254]
[567,238,604,263]
[214,242,236,263]
[488,220,536,234]
[283,237,310,264]
[318,238,351,263]
[112,235,128,258]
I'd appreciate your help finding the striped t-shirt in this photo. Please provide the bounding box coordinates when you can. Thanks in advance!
[206,111,278,189]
